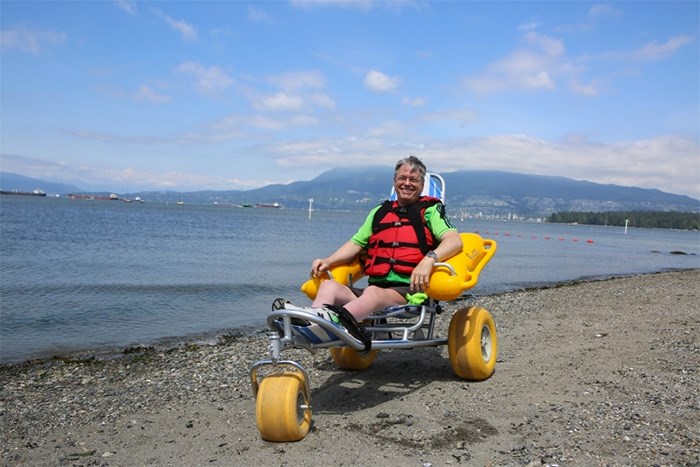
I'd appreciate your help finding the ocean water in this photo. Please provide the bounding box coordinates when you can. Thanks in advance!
[1,196,698,363]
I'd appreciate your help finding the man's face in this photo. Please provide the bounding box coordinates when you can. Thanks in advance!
[393,165,424,206]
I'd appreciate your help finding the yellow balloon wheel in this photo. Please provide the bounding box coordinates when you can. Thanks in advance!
[329,347,379,370]
[255,372,311,442]
[447,306,497,380]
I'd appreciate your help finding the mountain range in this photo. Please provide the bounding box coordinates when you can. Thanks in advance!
[1,169,698,218]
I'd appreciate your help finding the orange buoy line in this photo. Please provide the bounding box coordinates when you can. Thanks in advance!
[474,230,595,244]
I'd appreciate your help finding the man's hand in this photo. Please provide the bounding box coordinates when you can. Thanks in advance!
[311,258,329,277]
[410,256,435,292]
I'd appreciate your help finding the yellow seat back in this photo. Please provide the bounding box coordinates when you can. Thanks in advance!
[426,232,497,301]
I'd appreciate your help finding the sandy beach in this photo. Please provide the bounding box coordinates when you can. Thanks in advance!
[1,269,698,466]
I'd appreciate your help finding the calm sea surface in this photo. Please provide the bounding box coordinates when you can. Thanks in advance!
[1,196,698,363]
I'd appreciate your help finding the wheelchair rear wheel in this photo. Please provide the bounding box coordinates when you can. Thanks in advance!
[330,347,379,370]
[447,306,497,380]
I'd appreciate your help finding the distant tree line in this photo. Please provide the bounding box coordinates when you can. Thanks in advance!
[546,211,699,230]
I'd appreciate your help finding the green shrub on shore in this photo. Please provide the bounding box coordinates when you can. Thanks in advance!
[546,211,699,230]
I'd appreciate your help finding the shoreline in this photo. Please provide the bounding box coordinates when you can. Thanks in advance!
[2,267,696,368]
[1,269,698,466]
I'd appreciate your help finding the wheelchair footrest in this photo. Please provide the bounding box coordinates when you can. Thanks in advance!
[368,304,426,320]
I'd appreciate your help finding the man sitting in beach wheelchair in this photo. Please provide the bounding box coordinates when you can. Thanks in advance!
[251,156,498,442]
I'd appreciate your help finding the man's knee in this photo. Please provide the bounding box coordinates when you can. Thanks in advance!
[318,280,344,294]
[362,285,388,299]
[362,285,404,303]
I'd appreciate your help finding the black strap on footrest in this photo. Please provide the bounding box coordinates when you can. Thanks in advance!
[326,305,372,352]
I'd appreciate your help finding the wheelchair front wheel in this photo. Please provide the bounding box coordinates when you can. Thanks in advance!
[447,306,497,380]
[255,372,311,442]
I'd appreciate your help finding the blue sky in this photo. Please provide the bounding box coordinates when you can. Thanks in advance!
[1,1,698,198]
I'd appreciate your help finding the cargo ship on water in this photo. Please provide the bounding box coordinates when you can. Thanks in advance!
[255,202,282,208]
[0,189,47,197]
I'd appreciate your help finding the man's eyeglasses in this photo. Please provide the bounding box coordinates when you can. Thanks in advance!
[395,175,423,184]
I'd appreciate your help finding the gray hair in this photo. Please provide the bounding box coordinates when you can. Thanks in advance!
[394,155,427,180]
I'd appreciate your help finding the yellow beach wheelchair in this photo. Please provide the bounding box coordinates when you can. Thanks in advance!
[249,174,498,442]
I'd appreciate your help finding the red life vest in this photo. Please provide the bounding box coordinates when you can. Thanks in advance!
[364,196,441,277]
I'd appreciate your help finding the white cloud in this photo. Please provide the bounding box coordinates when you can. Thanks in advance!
[466,26,693,97]
[267,70,326,91]
[114,0,137,15]
[364,70,401,92]
[631,36,694,61]
[247,6,277,24]
[521,70,555,89]
[96,167,249,191]
[580,35,694,65]
[402,96,427,107]
[252,92,335,112]
[569,78,602,96]
[260,71,334,109]
[290,0,374,11]
[523,31,565,57]
[210,113,318,132]
[308,93,336,108]
[289,0,421,12]
[153,9,198,42]
[0,25,66,54]
[588,3,622,19]
[0,153,68,173]
[290,115,319,126]
[518,20,540,32]
[254,92,305,112]
[133,85,171,104]
[176,62,234,95]
[463,31,567,95]
[420,109,478,127]
[249,114,318,130]
[366,120,404,137]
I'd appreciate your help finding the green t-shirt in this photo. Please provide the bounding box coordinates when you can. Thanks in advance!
[351,202,456,285]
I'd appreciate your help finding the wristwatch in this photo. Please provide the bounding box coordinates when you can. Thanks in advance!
[426,251,438,261]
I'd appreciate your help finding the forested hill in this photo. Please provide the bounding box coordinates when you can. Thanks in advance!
[240,168,699,217]
[1,169,698,218]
